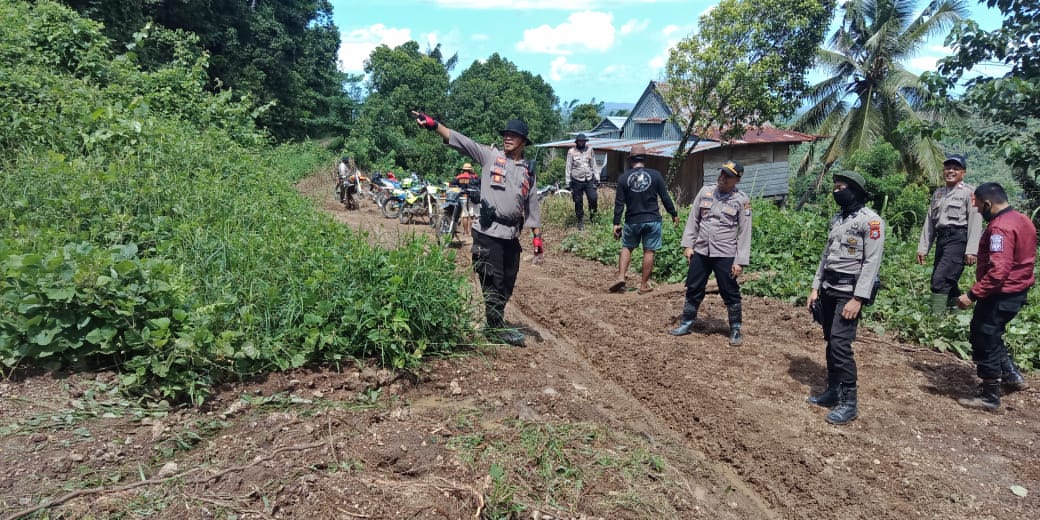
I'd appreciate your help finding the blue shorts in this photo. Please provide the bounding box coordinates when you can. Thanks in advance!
[622,221,663,251]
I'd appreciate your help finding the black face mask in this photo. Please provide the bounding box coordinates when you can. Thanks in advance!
[980,202,995,221]
[575,143,587,151]
[833,188,857,207]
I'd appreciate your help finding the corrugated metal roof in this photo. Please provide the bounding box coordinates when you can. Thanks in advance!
[536,137,721,158]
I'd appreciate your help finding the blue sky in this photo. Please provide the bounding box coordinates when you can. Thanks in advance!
[330,0,1003,107]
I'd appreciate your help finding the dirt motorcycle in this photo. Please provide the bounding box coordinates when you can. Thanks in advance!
[335,169,366,210]
[399,181,440,226]
[436,185,471,247]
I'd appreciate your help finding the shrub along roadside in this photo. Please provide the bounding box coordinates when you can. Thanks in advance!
[0,1,475,404]
[562,197,1039,371]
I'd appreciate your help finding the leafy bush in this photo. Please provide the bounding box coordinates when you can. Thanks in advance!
[564,195,1039,371]
[0,1,475,404]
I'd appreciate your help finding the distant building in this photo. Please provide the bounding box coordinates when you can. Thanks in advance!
[538,81,817,204]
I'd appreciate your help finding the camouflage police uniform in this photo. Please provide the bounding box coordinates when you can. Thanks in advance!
[446,130,541,335]
[810,185,885,416]
[674,179,752,340]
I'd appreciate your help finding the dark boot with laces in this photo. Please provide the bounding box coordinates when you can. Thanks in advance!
[808,376,839,408]
[727,304,743,346]
[825,383,858,425]
[669,303,698,336]
[958,379,1001,411]
[1001,357,1028,392]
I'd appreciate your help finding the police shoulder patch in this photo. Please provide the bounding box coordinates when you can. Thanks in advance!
[990,234,1004,252]
[868,220,882,240]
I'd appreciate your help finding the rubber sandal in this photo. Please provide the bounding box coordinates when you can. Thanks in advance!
[608,280,626,293]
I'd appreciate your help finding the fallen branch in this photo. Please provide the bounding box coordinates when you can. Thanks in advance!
[3,441,325,520]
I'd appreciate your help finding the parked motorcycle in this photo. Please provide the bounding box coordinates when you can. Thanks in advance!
[436,186,467,247]
[399,182,440,226]
[537,182,571,201]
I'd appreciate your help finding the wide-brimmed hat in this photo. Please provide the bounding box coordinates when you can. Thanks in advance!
[944,153,967,169]
[834,171,868,194]
[720,160,744,177]
[575,133,588,142]
[629,144,647,161]
[461,163,474,172]
[499,119,532,145]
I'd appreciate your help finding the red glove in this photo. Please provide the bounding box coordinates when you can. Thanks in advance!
[415,111,438,130]
[532,236,544,255]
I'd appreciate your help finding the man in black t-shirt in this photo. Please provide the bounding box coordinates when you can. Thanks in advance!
[610,145,678,294]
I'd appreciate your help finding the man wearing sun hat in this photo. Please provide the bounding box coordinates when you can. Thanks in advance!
[806,170,886,425]
[566,133,601,230]
[412,110,542,347]
[451,163,479,237]
[916,153,983,316]
[669,160,752,348]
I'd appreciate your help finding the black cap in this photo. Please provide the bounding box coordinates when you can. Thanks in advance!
[720,160,744,177]
[944,153,967,169]
[499,119,532,145]
[575,133,588,141]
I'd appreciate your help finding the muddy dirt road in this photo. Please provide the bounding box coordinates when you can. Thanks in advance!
[0,173,1036,519]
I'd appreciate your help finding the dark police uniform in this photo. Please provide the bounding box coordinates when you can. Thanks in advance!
[917,181,983,301]
[446,130,541,331]
[812,206,885,387]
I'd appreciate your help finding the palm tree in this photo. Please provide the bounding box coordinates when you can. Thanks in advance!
[793,0,967,206]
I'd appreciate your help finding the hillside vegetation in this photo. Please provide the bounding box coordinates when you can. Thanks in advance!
[0,1,474,404]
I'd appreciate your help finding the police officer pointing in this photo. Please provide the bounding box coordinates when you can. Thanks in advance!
[412,110,543,346]
[807,171,885,425]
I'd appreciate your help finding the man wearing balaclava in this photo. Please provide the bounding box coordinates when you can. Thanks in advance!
[806,171,885,425]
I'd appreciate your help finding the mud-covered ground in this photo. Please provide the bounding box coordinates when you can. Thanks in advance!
[1,172,1036,519]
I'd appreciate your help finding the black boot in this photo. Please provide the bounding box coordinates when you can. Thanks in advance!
[669,303,698,336]
[825,383,858,425]
[958,379,1001,411]
[727,304,743,346]
[1001,357,1028,392]
[807,376,839,408]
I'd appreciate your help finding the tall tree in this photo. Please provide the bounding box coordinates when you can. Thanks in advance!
[445,53,561,154]
[938,0,1040,211]
[792,0,967,206]
[58,0,348,141]
[347,41,451,175]
[566,100,605,133]
[663,0,835,183]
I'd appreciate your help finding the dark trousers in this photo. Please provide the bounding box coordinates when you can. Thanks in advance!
[969,291,1027,379]
[684,254,742,308]
[931,227,968,297]
[571,179,598,221]
[471,230,521,328]
[819,287,859,385]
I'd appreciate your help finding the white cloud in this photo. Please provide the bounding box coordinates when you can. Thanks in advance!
[550,56,586,82]
[598,64,629,79]
[431,0,662,9]
[620,19,649,35]
[338,24,411,72]
[516,11,616,55]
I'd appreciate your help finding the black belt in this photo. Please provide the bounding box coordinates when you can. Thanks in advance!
[823,271,857,285]
[492,214,523,227]
[937,226,967,236]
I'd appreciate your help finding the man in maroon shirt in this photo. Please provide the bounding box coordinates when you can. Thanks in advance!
[956,182,1036,411]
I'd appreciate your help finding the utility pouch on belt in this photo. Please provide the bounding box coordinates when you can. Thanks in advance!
[478,199,495,229]
[810,300,824,324]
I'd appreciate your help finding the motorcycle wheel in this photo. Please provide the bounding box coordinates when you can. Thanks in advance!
[437,212,456,247]
[382,199,402,219]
